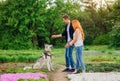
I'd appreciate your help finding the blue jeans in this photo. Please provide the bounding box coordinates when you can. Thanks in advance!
[65,46,74,69]
[75,46,86,71]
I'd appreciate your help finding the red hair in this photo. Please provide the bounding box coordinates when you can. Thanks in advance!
[72,20,85,41]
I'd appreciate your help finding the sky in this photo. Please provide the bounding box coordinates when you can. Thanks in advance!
[92,0,116,8]
[0,0,116,9]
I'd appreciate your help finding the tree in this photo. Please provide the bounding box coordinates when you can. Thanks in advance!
[0,0,48,49]
[109,0,120,48]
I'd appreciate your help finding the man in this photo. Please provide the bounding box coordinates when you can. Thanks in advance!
[51,14,75,72]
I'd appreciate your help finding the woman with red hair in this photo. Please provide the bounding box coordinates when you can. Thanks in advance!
[65,20,86,74]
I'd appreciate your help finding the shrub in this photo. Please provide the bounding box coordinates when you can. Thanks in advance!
[0,55,10,63]
[84,35,94,45]
[85,63,120,72]
[27,55,39,62]
[0,54,40,63]
[93,34,110,45]
[17,56,28,62]
[11,56,17,62]
[109,22,120,48]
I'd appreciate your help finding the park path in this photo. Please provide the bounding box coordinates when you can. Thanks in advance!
[48,65,69,81]
[48,64,120,81]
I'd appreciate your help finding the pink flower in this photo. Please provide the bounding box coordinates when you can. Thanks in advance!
[0,73,48,81]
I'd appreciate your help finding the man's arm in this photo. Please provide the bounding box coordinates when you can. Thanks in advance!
[51,34,62,38]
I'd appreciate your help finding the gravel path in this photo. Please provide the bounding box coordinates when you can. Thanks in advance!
[48,65,69,81]
[68,73,120,81]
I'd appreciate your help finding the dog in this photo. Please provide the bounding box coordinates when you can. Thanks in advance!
[23,44,54,71]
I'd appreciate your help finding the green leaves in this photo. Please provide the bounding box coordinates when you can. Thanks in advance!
[109,22,120,47]
[0,0,48,49]
[0,0,120,49]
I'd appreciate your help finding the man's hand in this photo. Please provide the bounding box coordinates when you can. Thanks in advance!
[65,43,70,48]
[51,35,57,38]
[51,34,62,38]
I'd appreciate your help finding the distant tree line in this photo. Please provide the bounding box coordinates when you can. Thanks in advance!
[0,0,119,49]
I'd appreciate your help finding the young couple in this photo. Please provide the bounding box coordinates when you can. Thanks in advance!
[51,14,86,74]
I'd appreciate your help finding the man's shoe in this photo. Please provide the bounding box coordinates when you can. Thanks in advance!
[70,69,75,72]
[62,68,70,72]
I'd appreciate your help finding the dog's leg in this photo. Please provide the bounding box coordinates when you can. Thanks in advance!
[47,60,51,71]
[50,60,54,71]
[39,61,45,69]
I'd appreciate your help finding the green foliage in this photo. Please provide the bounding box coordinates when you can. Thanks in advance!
[84,35,94,45]
[0,55,10,63]
[0,55,39,63]
[85,63,120,72]
[93,34,110,45]
[0,0,120,49]
[109,22,120,47]
[18,79,25,81]
[6,67,45,73]
[18,78,48,81]
[0,0,48,49]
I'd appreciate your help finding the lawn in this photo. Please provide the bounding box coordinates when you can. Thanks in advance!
[0,45,120,74]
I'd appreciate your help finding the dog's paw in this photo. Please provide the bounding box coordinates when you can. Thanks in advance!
[48,70,51,72]
[51,69,54,71]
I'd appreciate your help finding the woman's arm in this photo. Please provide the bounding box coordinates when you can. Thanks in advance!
[65,29,79,48]
[69,29,79,45]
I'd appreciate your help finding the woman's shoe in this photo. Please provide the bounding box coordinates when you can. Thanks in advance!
[82,70,86,73]
[72,70,78,74]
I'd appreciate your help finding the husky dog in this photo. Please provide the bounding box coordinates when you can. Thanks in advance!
[23,44,54,71]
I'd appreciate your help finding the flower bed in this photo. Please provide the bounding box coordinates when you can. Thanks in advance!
[0,73,48,81]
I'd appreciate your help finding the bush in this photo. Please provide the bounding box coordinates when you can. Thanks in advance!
[17,56,28,62]
[0,55,10,63]
[0,55,39,63]
[85,63,120,72]
[109,22,120,48]
[84,35,94,45]
[93,34,110,45]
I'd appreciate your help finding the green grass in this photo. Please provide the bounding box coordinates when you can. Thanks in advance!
[0,45,120,72]
[18,78,48,81]
[0,49,43,55]
[6,68,46,74]
[0,45,117,55]
[0,45,120,63]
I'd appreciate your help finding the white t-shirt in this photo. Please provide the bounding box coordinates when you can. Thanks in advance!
[67,23,71,42]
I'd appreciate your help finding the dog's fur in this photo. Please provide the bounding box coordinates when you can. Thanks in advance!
[23,44,54,71]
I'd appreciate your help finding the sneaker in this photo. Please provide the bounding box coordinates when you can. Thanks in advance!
[70,69,75,72]
[62,68,70,72]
